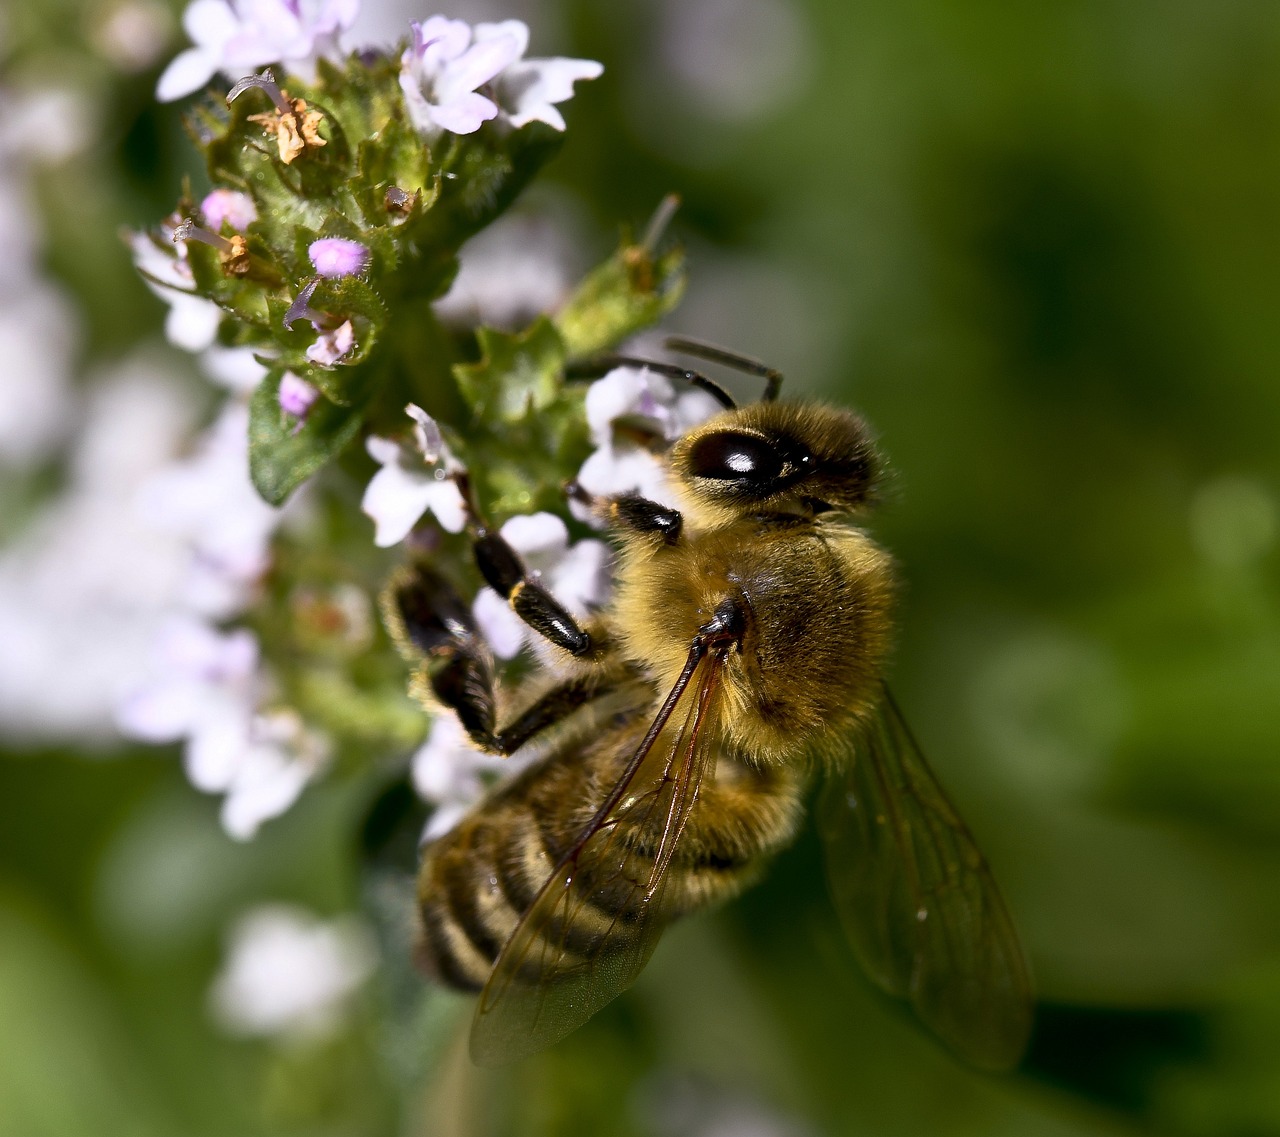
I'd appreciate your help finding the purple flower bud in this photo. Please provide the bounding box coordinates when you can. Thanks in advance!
[308,238,371,278]
[201,189,258,232]
[279,372,320,420]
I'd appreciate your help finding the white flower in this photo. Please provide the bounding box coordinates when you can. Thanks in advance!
[209,904,375,1037]
[398,16,601,138]
[490,50,604,132]
[0,362,201,743]
[361,404,467,546]
[199,344,270,394]
[398,15,524,137]
[434,209,576,330]
[305,318,355,366]
[221,709,331,839]
[156,0,359,103]
[574,365,722,517]
[0,280,78,470]
[472,512,610,660]
[134,401,282,616]
[115,615,263,790]
[411,713,510,841]
[117,618,329,839]
[127,224,223,352]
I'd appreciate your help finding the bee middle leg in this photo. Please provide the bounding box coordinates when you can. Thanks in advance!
[385,563,605,756]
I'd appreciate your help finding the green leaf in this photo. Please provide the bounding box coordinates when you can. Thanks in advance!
[556,240,687,359]
[454,318,567,426]
[248,370,368,505]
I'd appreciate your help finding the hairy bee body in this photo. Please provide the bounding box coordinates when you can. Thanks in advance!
[396,386,1033,1069]
[417,703,806,991]
[415,401,895,993]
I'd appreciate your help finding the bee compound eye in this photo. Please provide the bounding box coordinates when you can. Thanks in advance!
[687,431,783,486]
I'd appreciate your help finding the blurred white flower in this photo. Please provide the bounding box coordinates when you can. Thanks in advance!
[117,619,330,840]
[574,365,722,516]
[434,208,578,330]
[411,713,510,841]
[0,281,79,470]
[200,344,270,394]
[657,0,809,124]
[135,401,281,617]
[0,85,95,165]
[127,225,223,352]
[91,0,175,72]
[398,15,600,138]
[210,904,375,1037]
[362,404,467,545]
[115,616,263,788]
[0,363,200,741]
[156,0,359,102]
[472,511,610,659]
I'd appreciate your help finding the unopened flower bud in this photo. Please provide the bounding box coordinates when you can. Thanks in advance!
[309,238,371,279]
[278,372,320,421]
[201,189,258,232]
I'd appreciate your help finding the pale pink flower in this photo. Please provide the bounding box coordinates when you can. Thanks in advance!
[156,0,359,102]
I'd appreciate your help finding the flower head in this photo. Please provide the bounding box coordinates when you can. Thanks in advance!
[308,237,370,278]
[156,0,359,102]
[278,371,319,420]
[200,187,257,232]
[398,15,523,137]
[210,905,375,1037]
[361,404,467,545]
[398,16,601,138]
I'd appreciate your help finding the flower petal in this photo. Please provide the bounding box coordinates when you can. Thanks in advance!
[473,586,527,659]
[427,90,499,135]
[437,34,523,103]
[155,46,219,102]
[360,462,435,547]
[500,511,568,560]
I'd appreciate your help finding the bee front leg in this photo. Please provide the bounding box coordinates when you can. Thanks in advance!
[471,527,595,659]
[565,481,683,544]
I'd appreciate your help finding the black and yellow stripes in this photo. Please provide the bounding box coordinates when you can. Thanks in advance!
[415,739,806,992]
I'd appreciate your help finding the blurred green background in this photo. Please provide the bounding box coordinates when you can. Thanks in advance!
[3,0,1280,1134]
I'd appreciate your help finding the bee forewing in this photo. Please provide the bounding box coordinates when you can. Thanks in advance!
[469,650,727,1066]
[818,686,1035,1072]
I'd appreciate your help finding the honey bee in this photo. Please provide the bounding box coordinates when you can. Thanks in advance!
[385,338,1034,1070]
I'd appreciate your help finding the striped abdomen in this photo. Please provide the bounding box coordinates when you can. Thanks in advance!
[415,735,805,992]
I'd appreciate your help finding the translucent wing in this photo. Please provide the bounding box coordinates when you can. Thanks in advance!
[818,685,1035,1071]
[469,645,728,1066]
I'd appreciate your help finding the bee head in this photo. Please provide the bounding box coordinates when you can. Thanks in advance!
[668,402,879,519]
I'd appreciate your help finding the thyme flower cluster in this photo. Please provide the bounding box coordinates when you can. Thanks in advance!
[123,0,701,845]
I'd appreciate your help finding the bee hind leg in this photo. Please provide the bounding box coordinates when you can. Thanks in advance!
[384,563,499,751]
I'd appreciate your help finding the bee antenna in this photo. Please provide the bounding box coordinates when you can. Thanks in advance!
[564,355,736,410]
[664,336,784,402]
